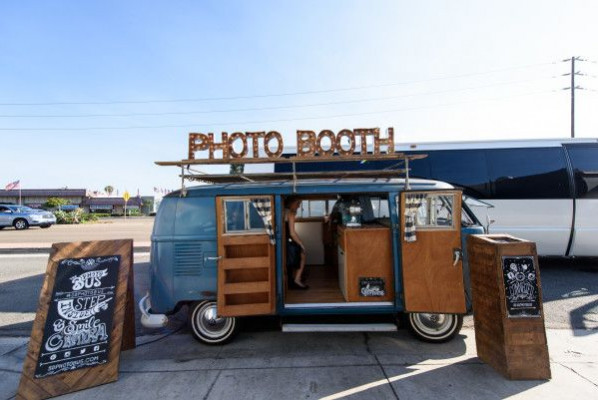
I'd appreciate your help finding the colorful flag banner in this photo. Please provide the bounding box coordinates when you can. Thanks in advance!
[5,180,20,191]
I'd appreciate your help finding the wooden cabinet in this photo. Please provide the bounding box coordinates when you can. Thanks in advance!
[467,234,550,380]
[337,225,394,302]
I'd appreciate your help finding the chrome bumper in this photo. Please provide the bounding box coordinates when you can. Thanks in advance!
[139,293,169,329]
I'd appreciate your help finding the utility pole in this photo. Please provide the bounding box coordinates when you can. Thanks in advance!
[562,56,587,138]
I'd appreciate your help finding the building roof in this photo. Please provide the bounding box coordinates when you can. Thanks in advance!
[0,189,88,197]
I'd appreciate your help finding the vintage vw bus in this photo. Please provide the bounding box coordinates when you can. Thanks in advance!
[139,176,484,344]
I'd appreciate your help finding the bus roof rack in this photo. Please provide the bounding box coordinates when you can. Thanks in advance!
[155,153,427,194]
[182,169,408,184]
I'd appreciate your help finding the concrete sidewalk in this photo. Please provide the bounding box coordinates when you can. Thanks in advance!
[1,328,596,399]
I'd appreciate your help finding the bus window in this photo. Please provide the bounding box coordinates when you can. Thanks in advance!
[225,200,245,231]
[224,199,266,233]
[565,144,598,199]
[428,150,491,199]
[370,197,390,218]
[486,148,570,199]
[297,200,327,218]
[414,193,455,229]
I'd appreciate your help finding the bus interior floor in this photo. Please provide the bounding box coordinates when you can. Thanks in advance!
[285,264,344,304]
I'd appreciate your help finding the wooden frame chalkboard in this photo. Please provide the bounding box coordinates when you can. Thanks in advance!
[17,239,135,400]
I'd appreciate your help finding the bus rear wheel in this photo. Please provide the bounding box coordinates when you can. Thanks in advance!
[189,301,238,345]
[407,313,463,343]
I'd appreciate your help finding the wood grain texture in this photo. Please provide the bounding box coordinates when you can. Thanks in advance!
[285,265,345,304]
[400,191,466,314]
[216,196,276,317]
[338,225,394,302]
[467,234,551,380]
[17,239,135,400]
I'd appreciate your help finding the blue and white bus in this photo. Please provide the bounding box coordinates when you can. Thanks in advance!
[276,139,598,257]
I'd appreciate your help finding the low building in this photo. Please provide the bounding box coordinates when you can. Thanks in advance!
[0,189,88,208]
[141,196,161,215]
[81,197,144,215]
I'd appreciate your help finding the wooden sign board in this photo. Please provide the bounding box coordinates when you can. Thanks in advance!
[186,127,396,162]
[17,239,136,399]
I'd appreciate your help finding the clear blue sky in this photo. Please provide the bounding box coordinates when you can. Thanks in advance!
[1,1,597,195]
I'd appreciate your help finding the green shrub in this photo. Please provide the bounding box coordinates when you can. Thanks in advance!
[93,212,112,218]
[53,209,81,224]
[43,197,69,210]
[81,213,99,223]
[126,208,141,216]
[53,208,99,224]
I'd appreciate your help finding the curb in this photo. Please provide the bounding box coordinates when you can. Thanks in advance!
[0,246,152,255]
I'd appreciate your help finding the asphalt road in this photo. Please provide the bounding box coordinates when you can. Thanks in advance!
[0,253,596,337]
[0,217,154,247]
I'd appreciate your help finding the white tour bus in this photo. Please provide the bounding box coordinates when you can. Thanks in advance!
[276,138,598,257]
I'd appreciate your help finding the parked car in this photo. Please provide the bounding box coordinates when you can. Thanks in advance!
[0,205,57,230]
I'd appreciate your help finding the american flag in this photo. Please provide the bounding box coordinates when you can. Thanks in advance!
[4,180,20,191]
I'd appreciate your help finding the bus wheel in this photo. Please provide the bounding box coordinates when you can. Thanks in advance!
[189,301,238,345]
[407,313,463,343]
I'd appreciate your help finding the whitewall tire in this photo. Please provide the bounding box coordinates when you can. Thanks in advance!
[407,313,463,343]
[189,301,238,345]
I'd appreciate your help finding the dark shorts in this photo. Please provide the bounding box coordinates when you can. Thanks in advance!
[286,239,303,269]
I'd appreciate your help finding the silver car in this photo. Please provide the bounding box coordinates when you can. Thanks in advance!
[0,205,57,230]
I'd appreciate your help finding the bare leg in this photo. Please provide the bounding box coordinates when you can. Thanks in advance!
[294,251,307,286]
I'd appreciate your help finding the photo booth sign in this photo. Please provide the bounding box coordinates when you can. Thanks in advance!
[17,240,135,400]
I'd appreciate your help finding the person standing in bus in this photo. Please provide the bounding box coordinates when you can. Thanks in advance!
[285,197,308,289]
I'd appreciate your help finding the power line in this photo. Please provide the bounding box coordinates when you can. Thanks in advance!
[0,77,552,118]
[0,89,555,131]
[0,62,555,107]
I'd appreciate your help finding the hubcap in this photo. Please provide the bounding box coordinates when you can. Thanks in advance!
[411,313,453,336]
[195,303,232,339]
[15,220,25,229]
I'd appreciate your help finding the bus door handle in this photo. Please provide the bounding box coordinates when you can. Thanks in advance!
[452,249,462,266]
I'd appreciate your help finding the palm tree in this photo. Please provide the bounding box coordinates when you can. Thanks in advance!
[104,185,114,196]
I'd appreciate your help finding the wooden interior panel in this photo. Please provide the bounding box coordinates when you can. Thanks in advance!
[225,244,268,258]
[221,234,270,246]
[225,268,269,283]
[338,225,394,302]
[216,196,276,317]
[222,256,270,269]
[225,293,269,306]
[400,191,466,313]
[222,281,270,294]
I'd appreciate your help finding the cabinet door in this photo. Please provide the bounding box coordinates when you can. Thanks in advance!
[399,191,466,313]
[216,196,276,317]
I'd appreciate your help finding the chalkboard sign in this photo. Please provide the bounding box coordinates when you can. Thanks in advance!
[34,256,120,378]
[502,256,540,318]
[359,277,386,297]
[17,240,135,400]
